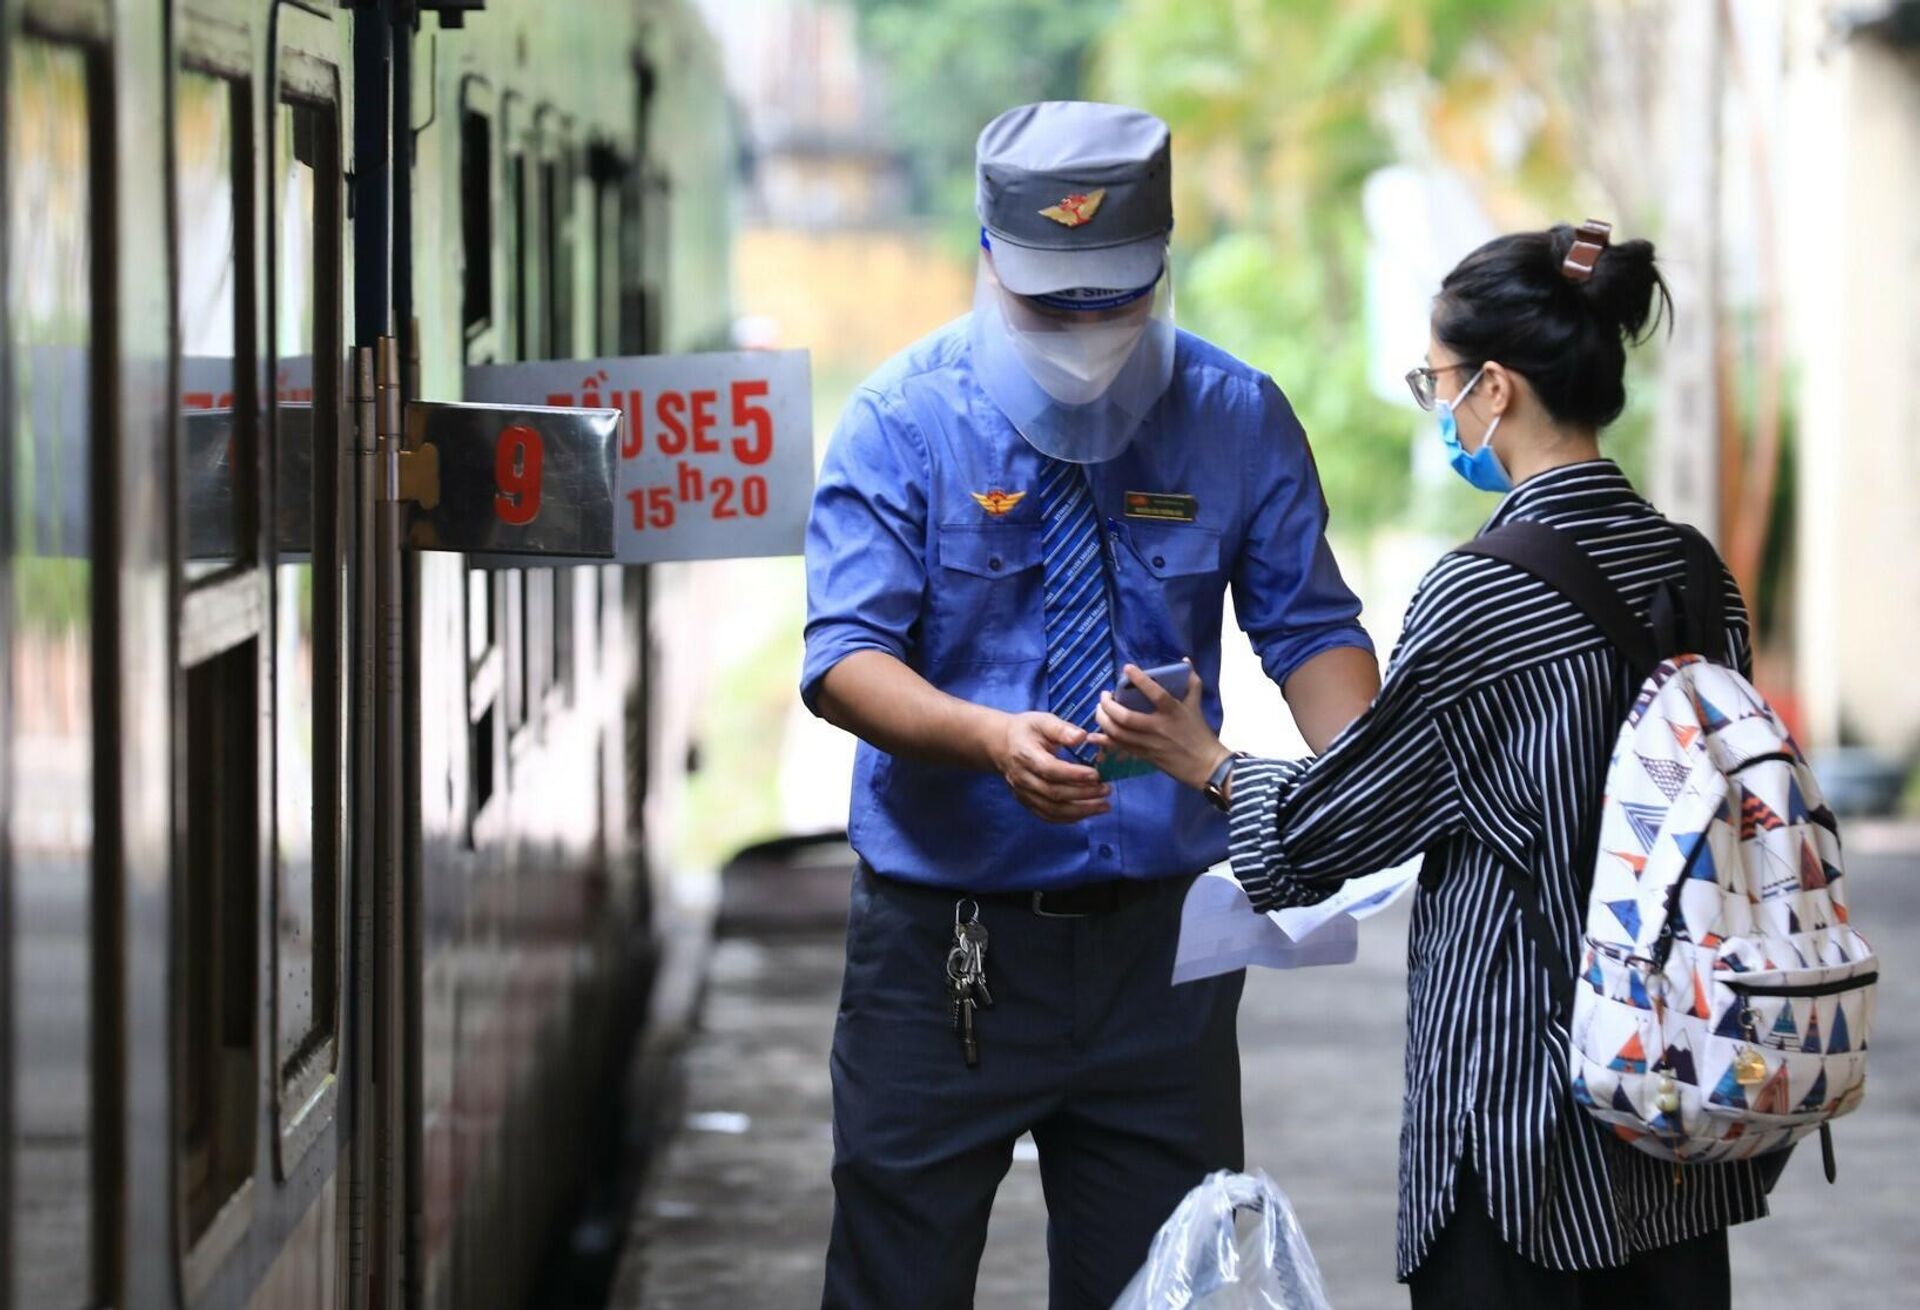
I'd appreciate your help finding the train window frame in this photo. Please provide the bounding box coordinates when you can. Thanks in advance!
[498,97,541,764]
[587,139,624,357]
[503,93,543,365]
[16,0,111,44]
[268,58,346,1176]
[536,107,575,362]
[458,76,495,351]
[531,109,574,721]
[551,564,576,712]
[171,52,266,1292]
[177,54,261,583]
[464,562,505,847]
[631,54,667,354]
[505,568,532,761]
[460,79,505,845]
[4,28,111,1309]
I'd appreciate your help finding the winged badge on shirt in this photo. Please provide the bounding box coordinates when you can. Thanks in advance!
[971,489,1027,517]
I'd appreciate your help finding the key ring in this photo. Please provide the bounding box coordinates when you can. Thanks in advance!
[954,897,980,926]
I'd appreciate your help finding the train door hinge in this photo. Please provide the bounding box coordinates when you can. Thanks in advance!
[372,334,441,508]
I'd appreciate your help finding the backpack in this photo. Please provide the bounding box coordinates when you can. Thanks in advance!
[1456,521,1877,1177]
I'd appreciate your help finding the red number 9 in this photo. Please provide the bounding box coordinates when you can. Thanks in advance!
[494,424,544,526]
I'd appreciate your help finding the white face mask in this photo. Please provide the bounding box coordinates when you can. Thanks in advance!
[1000,311,1150,406]
[969,250,1177,464]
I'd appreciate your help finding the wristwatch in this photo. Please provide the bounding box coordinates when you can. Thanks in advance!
[1204,751,1244,813]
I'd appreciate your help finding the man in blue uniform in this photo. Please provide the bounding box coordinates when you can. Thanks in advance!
[802,101,1380,1309]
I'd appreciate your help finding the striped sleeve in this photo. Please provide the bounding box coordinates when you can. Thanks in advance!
[1228,663,1464,912]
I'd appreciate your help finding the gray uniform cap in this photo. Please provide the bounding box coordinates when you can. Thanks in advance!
[975,101,1172,298]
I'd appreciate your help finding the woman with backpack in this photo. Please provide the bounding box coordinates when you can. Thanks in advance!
[1092,223,1788,1307]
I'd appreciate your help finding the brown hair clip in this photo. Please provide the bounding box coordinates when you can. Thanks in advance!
[1561,219,1612,283]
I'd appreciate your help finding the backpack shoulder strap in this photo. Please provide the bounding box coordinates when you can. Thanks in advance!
[1452,521,1658,679]
[1450,520,1660,1021]
[1672,522,1730,657]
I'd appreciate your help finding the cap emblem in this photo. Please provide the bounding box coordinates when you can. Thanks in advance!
[1039,188,1106,228]
[970,489,1027,517]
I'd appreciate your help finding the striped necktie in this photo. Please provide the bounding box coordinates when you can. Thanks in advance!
[1037,457,1116,759]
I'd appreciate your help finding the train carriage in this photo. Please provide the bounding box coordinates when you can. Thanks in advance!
[1,2,733,1306]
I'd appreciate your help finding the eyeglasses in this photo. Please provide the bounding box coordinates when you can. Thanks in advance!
[1404,362,1478,411]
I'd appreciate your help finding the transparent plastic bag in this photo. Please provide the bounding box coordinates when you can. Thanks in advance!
[1110,1169,1333,1310]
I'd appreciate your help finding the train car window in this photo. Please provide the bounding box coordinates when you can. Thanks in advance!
[271,93,343,1116]
[467,566,494,667]
[460,107,492,338]
[173,63,264,1263]
[641,170,670,354]
[505,569,526,729]
[620,60,655,355]
[510,145,545,363]
[617,167,648,355]
[621,569,651,837]
[540,152,572,359]
[176,70,254,579]
[593,566,609,672]
[507,148,527,360]
[588,143,623,355]
[5,37,100,1309]
[180,641,260,1246]
[553,568,575,702]
[464,559,501,841]
[529,568,553,701]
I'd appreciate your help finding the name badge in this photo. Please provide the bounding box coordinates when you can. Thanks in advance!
[1124,491,1198,523]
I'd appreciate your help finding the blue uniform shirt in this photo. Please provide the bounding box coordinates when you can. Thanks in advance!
[801,319,1372,892]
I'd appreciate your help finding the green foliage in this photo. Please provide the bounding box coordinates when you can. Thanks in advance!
[849,0,1586,533]
[1095,0,1574,532]
[1179,231,1410,532]
[849,0,1119,248]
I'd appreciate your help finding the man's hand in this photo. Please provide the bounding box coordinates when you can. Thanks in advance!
[991,712,1113,824]
[817,653,1110,822]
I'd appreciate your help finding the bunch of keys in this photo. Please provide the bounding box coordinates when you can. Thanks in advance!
[947,899,994,1068]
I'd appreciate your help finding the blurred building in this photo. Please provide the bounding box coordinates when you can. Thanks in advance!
[695,0,970,376]
[1617,0,1917,784]
[1781,2,1919,765]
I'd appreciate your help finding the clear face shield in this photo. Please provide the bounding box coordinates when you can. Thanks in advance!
[968,244,1177,464]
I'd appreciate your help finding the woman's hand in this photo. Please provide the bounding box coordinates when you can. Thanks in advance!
[1091,663,1232,792]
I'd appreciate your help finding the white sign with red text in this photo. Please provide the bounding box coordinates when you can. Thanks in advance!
[463,350,813,565]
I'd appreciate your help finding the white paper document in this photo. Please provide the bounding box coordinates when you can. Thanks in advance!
[1171,861,1420,985]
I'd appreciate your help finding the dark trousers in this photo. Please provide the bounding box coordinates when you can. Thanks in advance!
[822,866,1245,1310]
[1408,1165,1731,1309]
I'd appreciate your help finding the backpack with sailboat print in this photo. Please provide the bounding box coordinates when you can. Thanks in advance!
[1456,521,1876,1176]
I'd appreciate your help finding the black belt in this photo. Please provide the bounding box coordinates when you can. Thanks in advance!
[864,863,1168,918]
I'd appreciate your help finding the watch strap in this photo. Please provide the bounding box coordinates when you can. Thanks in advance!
[1204,751,1240,812]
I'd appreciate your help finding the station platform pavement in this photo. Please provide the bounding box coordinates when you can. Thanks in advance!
[609,826,1920,1309]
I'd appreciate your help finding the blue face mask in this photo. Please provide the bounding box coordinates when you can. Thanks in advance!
[1437,365,1511,494]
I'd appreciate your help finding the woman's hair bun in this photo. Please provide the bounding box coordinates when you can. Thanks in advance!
[1431,221,1675,431]
[1548,224,1671,345]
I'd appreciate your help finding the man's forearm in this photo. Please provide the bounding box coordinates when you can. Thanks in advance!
[816,650,1008,770]
[1281,644,1380,754]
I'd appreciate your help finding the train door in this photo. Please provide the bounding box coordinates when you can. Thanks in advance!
[169,5,354,1304]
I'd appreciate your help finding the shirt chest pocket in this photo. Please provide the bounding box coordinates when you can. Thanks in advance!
[931,523,1046,665]
[1123,520,1221,581]
[1112,520,1223,661]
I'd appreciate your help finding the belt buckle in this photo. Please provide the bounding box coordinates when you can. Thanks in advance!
[1030,890,1090,919]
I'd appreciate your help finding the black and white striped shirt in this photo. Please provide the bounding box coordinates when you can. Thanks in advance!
[1228,460,1772,1279]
